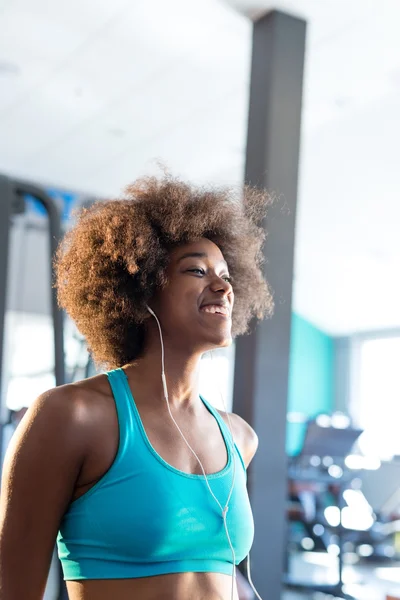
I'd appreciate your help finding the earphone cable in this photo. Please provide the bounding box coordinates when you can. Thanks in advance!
[246,553,262,600]
[149,307,237,599]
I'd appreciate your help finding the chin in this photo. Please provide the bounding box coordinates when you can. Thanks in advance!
[194,320,233,351]
[208,332,232,350]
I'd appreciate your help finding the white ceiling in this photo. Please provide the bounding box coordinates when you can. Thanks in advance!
[0,0,399,336]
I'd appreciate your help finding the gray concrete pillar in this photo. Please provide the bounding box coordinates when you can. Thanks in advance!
[233,11,306,599]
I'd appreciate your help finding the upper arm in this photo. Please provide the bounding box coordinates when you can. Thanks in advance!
[0,387,89,600]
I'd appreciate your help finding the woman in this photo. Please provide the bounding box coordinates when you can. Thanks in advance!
[0,175,273,600]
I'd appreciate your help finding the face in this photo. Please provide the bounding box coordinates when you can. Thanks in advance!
[150,238,234,352]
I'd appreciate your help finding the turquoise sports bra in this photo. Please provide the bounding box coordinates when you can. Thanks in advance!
[57,368,254,580]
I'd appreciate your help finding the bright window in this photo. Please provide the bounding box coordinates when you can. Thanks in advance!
[352,336,400,460]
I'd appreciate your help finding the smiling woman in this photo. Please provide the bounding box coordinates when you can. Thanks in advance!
[55,174,273,368]
[0,174,273,600]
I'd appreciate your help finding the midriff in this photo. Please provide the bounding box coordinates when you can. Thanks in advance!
[66,571,238,600]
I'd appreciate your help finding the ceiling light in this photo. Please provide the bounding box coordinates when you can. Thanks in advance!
[301,537,315,551]
[316,414,331,428]
[357,544,374,557]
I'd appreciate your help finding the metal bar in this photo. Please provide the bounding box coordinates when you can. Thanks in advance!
[233,11,306,599]
[13,181,65,387]
[0,176,66,598]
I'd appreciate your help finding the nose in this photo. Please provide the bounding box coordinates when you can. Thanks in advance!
[209,275,233,297]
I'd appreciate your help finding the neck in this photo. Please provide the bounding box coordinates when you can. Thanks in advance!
[124,333,203,410]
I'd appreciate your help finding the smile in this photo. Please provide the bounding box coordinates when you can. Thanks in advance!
[200,304,230,317]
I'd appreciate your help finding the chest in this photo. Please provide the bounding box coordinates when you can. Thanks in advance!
[61,442,254,567]
[75,399,231,501]
[138,406,230,476]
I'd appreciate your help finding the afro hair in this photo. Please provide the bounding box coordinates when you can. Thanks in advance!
[55,175,274,368]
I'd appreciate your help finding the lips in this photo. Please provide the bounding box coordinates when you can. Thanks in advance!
[199,303,230,317]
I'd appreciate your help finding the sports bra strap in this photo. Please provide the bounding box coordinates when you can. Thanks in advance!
[105,368,137,446]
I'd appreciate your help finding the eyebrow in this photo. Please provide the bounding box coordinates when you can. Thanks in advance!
[177,252,228,267]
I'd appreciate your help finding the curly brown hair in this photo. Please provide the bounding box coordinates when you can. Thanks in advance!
[55,175,274,369]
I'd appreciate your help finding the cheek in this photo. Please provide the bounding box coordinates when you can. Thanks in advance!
[159,285,200,323]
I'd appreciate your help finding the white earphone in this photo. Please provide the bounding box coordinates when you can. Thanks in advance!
[146,304,261,600]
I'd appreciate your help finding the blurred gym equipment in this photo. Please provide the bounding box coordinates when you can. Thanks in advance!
[285,415,363,599]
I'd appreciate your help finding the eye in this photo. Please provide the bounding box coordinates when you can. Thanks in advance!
[222,275,232,284]
[187,268,205,276]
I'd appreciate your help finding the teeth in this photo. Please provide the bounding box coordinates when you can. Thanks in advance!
[202,305,229,316]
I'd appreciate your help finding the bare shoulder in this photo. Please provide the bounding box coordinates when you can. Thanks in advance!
[17,381,92,441]
[28,373,108,426]
[5,373,111,466]
[70,373,117,445]
[217,410,259,468]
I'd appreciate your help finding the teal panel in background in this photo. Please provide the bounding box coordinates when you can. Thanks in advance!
[286,314,334,456]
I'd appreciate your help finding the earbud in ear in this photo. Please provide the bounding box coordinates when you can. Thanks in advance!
[146,304,156,317]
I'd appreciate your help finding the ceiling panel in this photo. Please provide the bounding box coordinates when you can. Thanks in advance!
[1,0,400,334]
